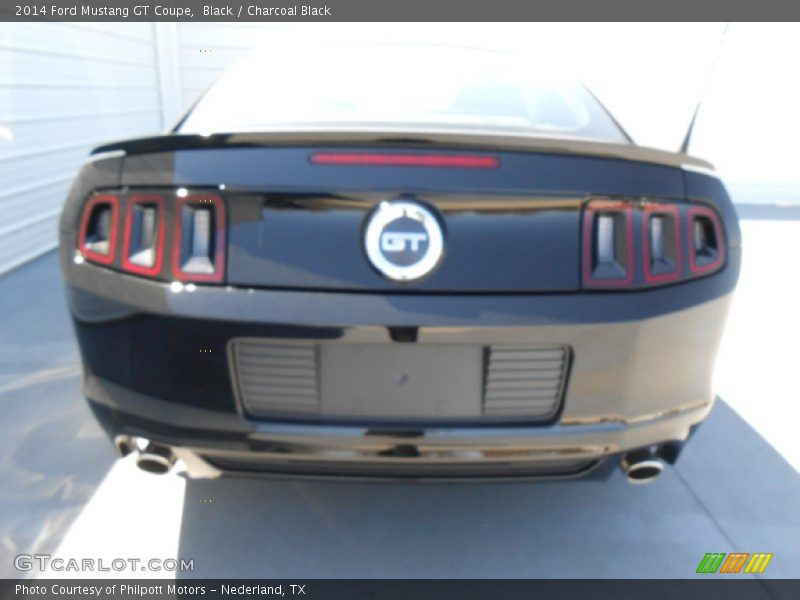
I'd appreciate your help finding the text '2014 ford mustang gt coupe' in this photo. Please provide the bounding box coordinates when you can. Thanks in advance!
[59,44,740,482]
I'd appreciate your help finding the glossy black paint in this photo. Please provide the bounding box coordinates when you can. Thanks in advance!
[61,144,739,295]
[75,313,341,414]
[118,146,685,197]
[59,137,741,475]
[228,193,581,292]
[66,259,738,328]
[67,236,737,425]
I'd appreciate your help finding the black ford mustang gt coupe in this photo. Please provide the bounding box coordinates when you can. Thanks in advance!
[59,44,740,482]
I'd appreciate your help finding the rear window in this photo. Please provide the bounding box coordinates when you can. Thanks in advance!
[179,43,628,144]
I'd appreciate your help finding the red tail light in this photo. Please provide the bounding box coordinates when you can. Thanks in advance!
[78,195,119,265]
[75,190,725,292]
[688,206,726,275]
[122,194,166,276]
[310,152,500,169]
[171,193,226,282]
[77,190,227,283]
[582,199,725,290]
[642,203,682,284]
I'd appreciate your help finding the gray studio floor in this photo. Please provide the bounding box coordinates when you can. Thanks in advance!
[1,217,798,580]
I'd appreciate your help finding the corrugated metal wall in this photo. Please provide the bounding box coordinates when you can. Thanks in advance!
[0,23,163,274]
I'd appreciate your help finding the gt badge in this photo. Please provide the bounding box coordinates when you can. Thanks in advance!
[364,199,445,282]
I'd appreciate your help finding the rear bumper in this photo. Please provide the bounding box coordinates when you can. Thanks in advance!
[67,261,732,478]
[89,377,711,480]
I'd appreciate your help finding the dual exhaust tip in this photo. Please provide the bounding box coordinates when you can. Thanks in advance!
[115,436,676,483]
[621,450,664,484]
[115,436,176,475]
[620,441,685,484]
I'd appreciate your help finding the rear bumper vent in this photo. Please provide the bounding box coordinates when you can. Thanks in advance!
[483,345,569,419]
[230,339,320,418]
[231,339,569,422]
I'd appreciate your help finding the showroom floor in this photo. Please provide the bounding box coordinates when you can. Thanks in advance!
[1,218,798,581]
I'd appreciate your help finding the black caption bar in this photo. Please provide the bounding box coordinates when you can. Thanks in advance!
[3,0,800,21]
[2,580,800,600]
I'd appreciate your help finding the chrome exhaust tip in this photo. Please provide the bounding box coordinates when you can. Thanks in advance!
[135,442,176,475]
[114,435,135,457]
[621,449,664,485]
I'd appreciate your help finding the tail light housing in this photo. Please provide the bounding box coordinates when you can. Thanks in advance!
[643,203,682,284]
[582,201,634,287]
[688,206,725,275]
[582,198,725,289]
[172,194,226,282]
[122,194,165,276]
[76,190,226,283]
[76,190,723,291]
[78,195,119,265]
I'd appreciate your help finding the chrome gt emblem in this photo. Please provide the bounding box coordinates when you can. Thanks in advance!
[364,200,445,282]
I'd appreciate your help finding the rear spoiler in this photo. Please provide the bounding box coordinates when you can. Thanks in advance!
[91,130,714,171]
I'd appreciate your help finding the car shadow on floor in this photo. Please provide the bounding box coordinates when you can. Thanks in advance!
[176,401,800,579]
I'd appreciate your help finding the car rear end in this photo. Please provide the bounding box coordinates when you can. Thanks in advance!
[58,43,740,481]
